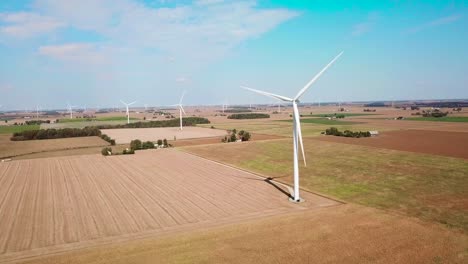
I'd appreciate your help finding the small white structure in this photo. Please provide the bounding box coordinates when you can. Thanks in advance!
[369,131,379,136]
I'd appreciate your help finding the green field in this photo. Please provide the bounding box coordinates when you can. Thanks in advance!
[291,118,359,125]
[0,125,40,134]
[306,113,378,118]
[406,116,468,122]
[183,139,468,232]
[200,121,374,137]
[58,116,138,123]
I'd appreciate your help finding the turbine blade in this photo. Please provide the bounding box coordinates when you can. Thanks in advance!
[241,86,293,102]
[180,105,186,115]
[120,100,127,106]
[294,51,343,100]
[179,91,186,104]
[293,103,306,166]
[128,101,137,106]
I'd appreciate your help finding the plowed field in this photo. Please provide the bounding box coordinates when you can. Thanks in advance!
[317,129,468,159]
[0,149,336,263]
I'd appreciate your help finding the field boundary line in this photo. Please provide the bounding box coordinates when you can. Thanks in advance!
[177,148,346,205]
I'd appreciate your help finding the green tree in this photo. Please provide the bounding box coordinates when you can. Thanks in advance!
[130,139,142,150]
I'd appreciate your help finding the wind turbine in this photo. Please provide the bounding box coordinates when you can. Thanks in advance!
[241,51,343,202]
[172,91,186,130]
[67,103,76,119]
[120,100,136,124]
[36,105,40,120]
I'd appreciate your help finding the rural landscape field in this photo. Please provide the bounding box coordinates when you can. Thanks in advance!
[0,1,467,263]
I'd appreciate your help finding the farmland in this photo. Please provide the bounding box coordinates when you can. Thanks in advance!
[317,129,468,159]
[101,127,228,144]
[183,137,468,232]
[0,125,39,135]
[0,134,109,159]
[406,116,468,122]
[0,105,467,263]
[0,149,336,262]
[16,204,467,264]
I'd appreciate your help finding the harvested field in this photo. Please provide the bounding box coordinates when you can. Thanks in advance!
[101,126,228,144]
[0,135,109,159]
[317,129,468,159]
[0,149,336,263]
[169,133,284,147]
[183,138,468,232]
[20,204,468,264]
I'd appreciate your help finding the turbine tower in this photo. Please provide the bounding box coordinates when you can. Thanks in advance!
[241,51,343,202]
[120,100,136,124]
[172,91,186,130]
[36,105,40,120]
[67,103,76,119]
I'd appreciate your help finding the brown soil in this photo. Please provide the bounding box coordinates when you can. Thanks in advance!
[0,135,109,159]
[316,129,468,159]
[170,133,284,147]
[101,127,227,144]
[0,149,336,263]
[16,204,468,264]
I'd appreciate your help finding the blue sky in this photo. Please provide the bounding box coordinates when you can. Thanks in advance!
[0,0,467,110]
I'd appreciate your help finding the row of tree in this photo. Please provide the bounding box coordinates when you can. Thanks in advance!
[324,127,371,138]
[25,120,51,125]
[227,113,270,119]
[94,117,210,129]
[11,127,101,141]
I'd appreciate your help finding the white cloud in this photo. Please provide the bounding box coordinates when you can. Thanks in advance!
[195,0,224,5]
[351,12,379,37]
[28,0,298,62]
[0,12,65,38]
[38,43,107,64]
[405,14,462,34]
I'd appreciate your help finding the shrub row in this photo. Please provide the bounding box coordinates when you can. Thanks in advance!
[130,139,169,150]
[223,109,252,113]
[227,113,270,119]
[94,117,210,129]
[25,120,50,125]
[101,147,134,156]
[324,127,371,138]
[100,134,116,145]
[11,127,101,141]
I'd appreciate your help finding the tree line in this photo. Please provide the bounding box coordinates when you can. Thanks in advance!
[227,113,270,119]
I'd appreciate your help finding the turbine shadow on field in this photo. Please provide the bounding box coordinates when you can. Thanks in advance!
[264,177,293,199]
[241,175,292,199]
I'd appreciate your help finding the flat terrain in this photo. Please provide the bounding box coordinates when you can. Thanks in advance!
[0,149,336,263]
[18,204,467,264]
[406,116,468,122]
[0,135,109,159]
[317,129,468,159]
[0,125,39,134]
[169,133,284,147]
[101,126,228,144]
[183,138,468,232]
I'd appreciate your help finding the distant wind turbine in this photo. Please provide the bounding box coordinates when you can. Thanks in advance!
[120,100,136,124]
[67,103,76,119]
[36,105,41,119]
[172,91,186,130]
[241,51,343,202]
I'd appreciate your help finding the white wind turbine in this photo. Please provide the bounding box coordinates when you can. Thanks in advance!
[241,51,343,202]
[172,91,186,130]
[36,105,41,119]
[67,103,76,119]
[120,100,136,124]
